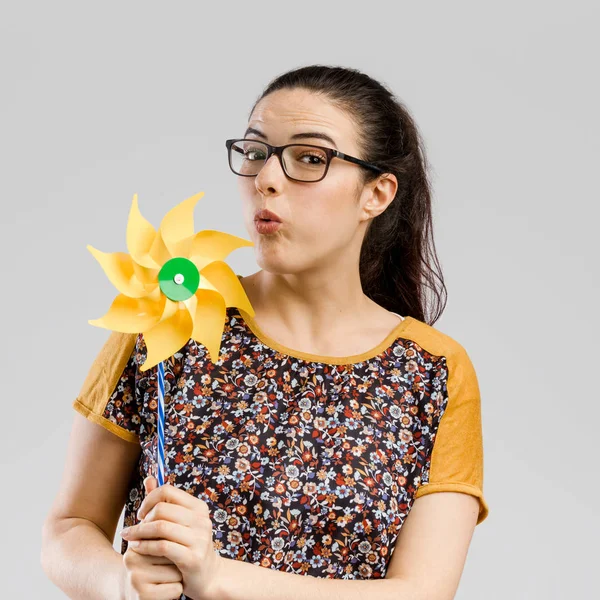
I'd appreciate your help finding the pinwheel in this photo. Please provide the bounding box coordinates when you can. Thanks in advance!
[87,190,255,485]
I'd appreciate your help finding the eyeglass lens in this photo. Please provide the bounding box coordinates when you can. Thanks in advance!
[229,140,328,182]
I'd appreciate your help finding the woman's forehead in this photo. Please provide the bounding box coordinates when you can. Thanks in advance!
[249,89,357,147]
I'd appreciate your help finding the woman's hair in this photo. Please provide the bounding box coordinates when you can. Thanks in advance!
[249,64,447,325]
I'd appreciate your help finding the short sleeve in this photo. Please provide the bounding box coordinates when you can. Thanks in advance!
[415,346,489,525]
[72,331,142,444]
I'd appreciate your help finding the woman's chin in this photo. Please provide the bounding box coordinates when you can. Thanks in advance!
[255,253,295,275]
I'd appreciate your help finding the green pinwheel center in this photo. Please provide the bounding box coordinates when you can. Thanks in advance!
[158,257,200,301]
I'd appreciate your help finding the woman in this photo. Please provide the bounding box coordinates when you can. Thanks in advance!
[42,65,488,600]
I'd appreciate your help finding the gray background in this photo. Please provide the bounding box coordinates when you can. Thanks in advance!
[1,1,598,597]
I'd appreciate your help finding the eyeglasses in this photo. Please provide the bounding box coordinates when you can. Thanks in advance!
[225,138,384,183]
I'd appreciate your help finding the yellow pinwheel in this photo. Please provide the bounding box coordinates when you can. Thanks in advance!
[87,191,255,371]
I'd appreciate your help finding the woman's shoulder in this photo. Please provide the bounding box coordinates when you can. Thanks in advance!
[398,315,474,365]
[397,316,480,394]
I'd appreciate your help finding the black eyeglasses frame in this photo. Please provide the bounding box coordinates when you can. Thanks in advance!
[225,138,384,183]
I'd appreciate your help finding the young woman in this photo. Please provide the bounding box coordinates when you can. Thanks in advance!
[42,65,488,600]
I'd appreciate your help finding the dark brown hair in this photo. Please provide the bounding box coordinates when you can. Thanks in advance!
[248,65,447,325]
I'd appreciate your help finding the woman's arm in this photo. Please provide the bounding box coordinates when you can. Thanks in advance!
[41,516,127,600]
[215,492,479,600]
[41,412,141,600]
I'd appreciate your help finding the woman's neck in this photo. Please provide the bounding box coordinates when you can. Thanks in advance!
[238,270,400,356]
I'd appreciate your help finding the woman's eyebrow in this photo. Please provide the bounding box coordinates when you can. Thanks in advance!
[244,126,338,149]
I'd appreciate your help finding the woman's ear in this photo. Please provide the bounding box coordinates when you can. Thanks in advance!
[362,174,398,220]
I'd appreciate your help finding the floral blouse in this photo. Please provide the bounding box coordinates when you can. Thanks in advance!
[72,282,488,586]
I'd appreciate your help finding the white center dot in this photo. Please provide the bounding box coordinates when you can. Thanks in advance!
[174,273,184,285]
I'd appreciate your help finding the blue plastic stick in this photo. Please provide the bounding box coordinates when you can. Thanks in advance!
[156,360,165,486]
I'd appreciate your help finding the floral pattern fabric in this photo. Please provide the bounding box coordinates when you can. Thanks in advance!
[74,305,487,589]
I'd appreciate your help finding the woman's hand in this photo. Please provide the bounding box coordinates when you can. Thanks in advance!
[121,477,183,600]
[122,546,183,600]
[120,475,224,600]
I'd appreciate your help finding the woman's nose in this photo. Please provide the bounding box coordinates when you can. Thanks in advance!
[255,154,286,190]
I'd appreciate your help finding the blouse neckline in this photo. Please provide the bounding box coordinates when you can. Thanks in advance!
[234,275,414,365]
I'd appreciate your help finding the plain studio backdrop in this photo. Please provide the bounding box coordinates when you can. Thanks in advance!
[1,1,597,598]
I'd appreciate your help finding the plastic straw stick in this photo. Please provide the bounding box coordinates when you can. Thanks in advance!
[156,360,165,486]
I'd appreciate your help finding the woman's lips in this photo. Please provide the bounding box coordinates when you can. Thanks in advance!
[254,208,282,222]
[255,219,282,234]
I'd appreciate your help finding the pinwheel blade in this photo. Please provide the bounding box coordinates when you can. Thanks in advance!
[140,303,194,372]
[158,191,205,258]
[131,260,159,286]
[187,289,227,364]
[87,246,150,298]
[126,193,162,269]
[88,288,166,332]
[188,230,254,272]
[200,261,255,317]
[149,229,172,267]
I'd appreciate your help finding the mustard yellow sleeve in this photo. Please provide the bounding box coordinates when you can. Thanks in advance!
[72,331,142,444]
[415,345,489,525]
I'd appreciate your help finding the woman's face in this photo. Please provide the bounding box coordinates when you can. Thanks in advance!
[238,88,379,276]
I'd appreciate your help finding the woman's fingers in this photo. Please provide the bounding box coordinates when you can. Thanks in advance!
[140,581,183,599]
[146,563,182,584]
[145,554,175,566]
[144,499,197,528]
[123,547,183,599]
[125,518,196,547]
[124,538,188,565]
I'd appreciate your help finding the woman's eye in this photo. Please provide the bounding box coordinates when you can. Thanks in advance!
[244,148,266,160]
[299,153,326,164]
